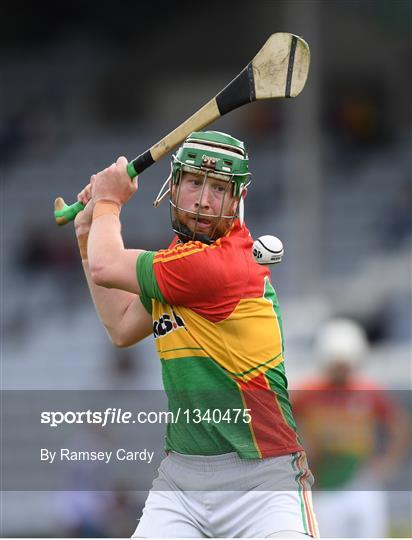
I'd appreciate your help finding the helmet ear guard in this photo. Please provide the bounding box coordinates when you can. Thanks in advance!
[153,176,171,208]
[153,158,183,208]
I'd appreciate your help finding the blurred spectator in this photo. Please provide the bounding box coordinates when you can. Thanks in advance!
[293,318,408,538]
[54,426,115,537]
[103,487,145,538]
[55,490,109,537]
[55,489,143,537]
[0,110,30,168]
[15,224,84,313]
[324,76,391,171]
[0,96,65,170]
[242,101,284,143]
[338,93,381,145]
[17,226,78,275]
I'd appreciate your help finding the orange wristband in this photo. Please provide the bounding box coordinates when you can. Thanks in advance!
[77,233,89,260]
[92,200,121,221]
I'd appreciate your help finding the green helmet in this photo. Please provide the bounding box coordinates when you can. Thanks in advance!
[171,131,251,197]
[153,131,251,244]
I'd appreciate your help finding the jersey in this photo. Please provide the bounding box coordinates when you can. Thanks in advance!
[136,220,302,459]
[292,378,397,488]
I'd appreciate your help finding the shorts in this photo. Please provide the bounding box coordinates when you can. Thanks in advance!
[133,451,319,538]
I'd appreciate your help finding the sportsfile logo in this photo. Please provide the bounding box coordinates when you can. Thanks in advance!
[153,310,185,338]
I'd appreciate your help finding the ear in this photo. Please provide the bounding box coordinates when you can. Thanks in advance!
[242,187,248,199]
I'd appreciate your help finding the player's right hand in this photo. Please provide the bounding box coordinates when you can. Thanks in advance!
[91,156,138,207]
[74,183,94,236]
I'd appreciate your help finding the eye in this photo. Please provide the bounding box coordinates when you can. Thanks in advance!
[187,177,202,187]
[214,184,226,193]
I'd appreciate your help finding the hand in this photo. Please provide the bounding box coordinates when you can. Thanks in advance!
[74,183,94,235]
[91,156,138,207]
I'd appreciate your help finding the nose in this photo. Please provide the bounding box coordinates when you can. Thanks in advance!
[195,183,212,210]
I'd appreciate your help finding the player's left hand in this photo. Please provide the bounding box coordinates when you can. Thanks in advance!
[91,156,138,207]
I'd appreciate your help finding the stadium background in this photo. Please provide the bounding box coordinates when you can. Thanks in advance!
[1,0,411,537]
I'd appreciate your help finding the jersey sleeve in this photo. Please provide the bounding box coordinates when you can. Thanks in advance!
[152,241,239,308]
[136,251,167,314]
[136,246,224,309]
[136,225,256,319]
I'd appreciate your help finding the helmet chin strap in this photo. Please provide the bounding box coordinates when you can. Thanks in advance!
[171,219,214,245]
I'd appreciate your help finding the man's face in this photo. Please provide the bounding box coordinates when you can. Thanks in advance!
[171,171,239,240]
[326,359,353,385]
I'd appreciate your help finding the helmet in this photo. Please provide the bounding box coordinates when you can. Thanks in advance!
[154,131,251,243]
[172,131,250,197]
[315,318,368,367]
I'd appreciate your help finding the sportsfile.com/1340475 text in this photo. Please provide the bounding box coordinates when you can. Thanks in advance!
[40,407,252,427]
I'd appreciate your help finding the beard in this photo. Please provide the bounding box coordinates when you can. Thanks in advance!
[171,208,234,244]
[171,219,214,244]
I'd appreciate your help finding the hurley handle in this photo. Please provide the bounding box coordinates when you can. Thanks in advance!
[53,153,150,226]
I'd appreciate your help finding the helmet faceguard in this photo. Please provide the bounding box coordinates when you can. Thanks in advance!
[154,131,251,244]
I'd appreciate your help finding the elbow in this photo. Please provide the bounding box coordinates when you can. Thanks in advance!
[105,325,138,349]
[106,325,146,349]
[90,262,113,288]
[109,333,136,349]
[111,337,132,349]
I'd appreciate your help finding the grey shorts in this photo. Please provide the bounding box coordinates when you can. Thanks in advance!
[133,451,318,538]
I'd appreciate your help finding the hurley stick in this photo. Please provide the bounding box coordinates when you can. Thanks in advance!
[54,33,310,225]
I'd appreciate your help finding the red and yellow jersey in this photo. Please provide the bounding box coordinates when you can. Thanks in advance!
[293,378,397,487]
[137,220,302,458]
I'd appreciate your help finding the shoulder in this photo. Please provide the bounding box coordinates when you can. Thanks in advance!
[152,222,269,315]
[154,222,254,280]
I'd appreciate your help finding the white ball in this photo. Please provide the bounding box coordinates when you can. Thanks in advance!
[252,235,284,265]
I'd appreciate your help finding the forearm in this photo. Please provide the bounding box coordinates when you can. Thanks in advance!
[88,203,123,270]
[73,162,148,342]
[88,203,144,294]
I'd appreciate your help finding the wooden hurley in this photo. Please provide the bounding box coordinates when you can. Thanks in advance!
[54,33,310,225]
